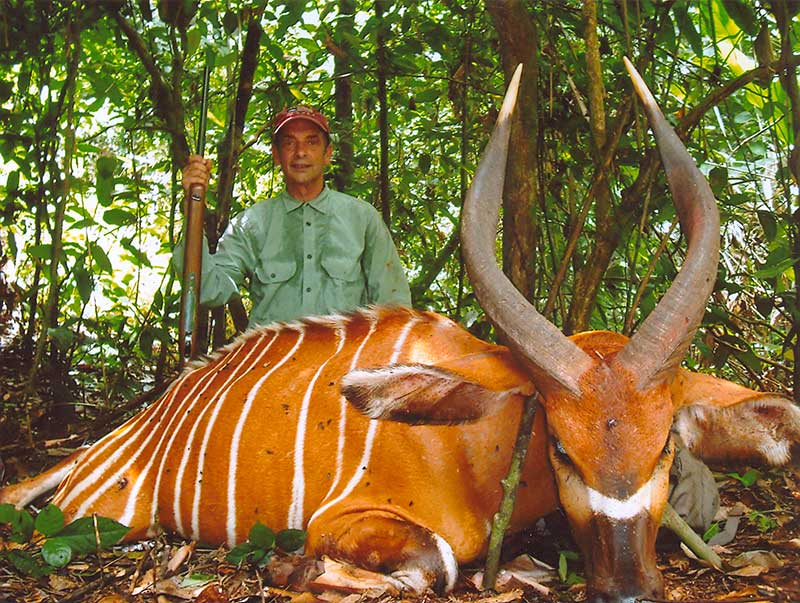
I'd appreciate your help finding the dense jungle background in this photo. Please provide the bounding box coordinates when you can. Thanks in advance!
[1,0,800,602]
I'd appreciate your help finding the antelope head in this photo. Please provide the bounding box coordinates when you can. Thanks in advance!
[461,60,720,603]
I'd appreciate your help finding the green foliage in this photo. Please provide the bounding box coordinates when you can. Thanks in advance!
[557,549,584,585]
[0,503,130,576]
[225,521,306,568]
[747,510,778,533]
[0,0,796,408]
[726,468,761,487]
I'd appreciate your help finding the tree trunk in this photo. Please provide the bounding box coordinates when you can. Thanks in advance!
[564,0,613,334]
[486,1,540,302]
[333,0,355,192]
[375,0,391,225]
[771,0,800,401]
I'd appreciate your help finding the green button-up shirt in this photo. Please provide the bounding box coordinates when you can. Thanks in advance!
[174,186,411,327]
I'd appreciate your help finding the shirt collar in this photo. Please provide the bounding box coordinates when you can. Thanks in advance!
[280,186,330,214]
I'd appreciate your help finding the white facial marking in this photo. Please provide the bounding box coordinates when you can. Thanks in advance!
[587,477,654,520]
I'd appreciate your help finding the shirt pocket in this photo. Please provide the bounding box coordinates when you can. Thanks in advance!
[255,257,297,285]
[321,254,362,283]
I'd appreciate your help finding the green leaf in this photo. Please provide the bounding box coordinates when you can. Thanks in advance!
[103,208,136,226]
[0,503,18,523]
[11,509,34,543]
[226,542,255,565]
[248,521,275,550]
[674,3,703,56]
[180,572,216,588]
[276,528,306,552]
[727,468,760,487]
[757,210,777,242]
[42,538,73,567]
[6,170,19,192]
[96,155,116,179]
[702,522,721,542]
[721,0,758,35]
[6,549,52,577]
[91,245,113,273]
[754,256,798,279]
[47,326,75,351]
[53,516,129,555]
[27,243,53,260]
[35,504,65,537]
[75,266,92,304]
[96,176,114,206]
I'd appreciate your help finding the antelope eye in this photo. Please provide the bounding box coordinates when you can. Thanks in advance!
[553,439,572,464]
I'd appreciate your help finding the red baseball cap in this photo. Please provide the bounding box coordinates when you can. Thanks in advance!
[273,105,330,137]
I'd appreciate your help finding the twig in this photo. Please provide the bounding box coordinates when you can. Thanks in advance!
[660,502,723,570]
[482,393,539,590]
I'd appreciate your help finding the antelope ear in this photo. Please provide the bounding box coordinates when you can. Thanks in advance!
[342,350,535,425]
[671,369,800,466]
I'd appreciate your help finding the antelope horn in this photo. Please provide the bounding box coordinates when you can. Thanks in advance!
[461,64,593,396]
[614,58,720,388]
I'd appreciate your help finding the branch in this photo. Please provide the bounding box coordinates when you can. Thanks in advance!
[108,10,190,164]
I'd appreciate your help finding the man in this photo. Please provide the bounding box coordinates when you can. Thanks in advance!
[175,105,411,327]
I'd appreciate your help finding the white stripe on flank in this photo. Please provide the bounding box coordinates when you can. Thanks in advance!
[308,313,420,527]
[587,477,654,520]
[226,327,305,546]
[56,378,183,509]
[322,313,379,502]
[73,367,217,518]
[187,332,277,540]
[131,337,258,531]
[287,323,347,528]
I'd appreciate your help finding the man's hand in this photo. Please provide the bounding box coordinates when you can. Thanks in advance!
[182,154,212,195]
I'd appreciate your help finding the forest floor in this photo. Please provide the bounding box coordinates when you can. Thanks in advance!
[0,341,799,603]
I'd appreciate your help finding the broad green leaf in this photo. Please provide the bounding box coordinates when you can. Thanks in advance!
[75,266,92,304]
[276,528,306,552]
[180,573,216,588]
[91,245,113,273]
[53,516,129,554]
[11,509,34,543]
[727,468,760,487]
[42,538,73,567]
[103,208,136,226]
[721,0,758,35]
[96,155,116,179]
[674,3,703,56]
[96,177,114,206]
[6,170,19,192]
[248,521,275,550]
[754,257,798,279]
[226,541,255,565]
[6,549,52,577]
[34,504,64,537]
[0,503,18,523]
[47,327,75,351]
[27,243,52,260]
[757,210,778,242]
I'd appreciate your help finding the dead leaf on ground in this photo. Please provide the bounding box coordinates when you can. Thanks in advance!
[194,583,228,603]
[166,540,195,573]
[48,573,78,591]
[470,588,525,603]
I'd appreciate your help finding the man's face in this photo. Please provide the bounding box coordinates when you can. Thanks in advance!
[272,119,332,195]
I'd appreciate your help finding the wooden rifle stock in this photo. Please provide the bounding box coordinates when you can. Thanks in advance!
[179,184,205,362]
[178,64,210,364]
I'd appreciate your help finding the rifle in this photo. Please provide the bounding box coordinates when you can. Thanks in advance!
[178,64,211,364]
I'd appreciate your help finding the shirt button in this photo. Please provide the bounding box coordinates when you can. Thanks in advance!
[306,254,312,259]
[306,287,311,292]
[306,221,311,226]
[270,273,276,278]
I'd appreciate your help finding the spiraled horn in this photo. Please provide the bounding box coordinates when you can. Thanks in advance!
[614,57,720,388]
[461,64,593,396]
